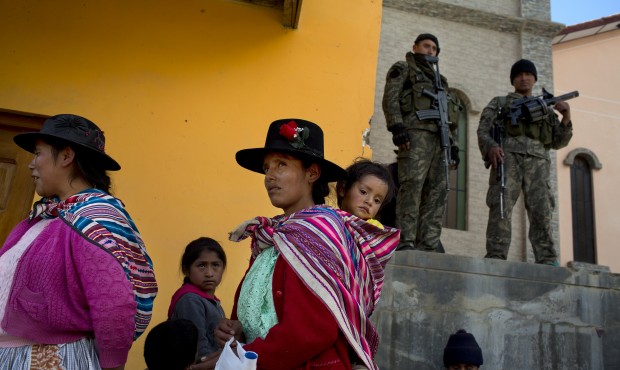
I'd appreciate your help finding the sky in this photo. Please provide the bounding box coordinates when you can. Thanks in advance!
[551,0,620,26]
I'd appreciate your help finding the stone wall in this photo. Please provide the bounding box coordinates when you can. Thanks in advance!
[370,0,564,261]
[372,253,620,369]
[368,3,620,368]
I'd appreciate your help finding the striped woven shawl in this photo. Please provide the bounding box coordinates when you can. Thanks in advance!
[31,189,157,340]
[229,206,399,370]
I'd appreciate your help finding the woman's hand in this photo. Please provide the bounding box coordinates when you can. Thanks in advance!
[215,318,244,347]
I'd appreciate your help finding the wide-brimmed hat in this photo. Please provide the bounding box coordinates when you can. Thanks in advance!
[14,114,121,171]
[235,118,346,182]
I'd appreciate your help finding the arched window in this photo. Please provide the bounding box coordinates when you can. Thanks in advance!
[568,151,600,264]
[443,90,468,230]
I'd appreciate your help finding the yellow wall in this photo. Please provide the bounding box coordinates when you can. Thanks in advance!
[553,29,620,272]
[0,0,382,368]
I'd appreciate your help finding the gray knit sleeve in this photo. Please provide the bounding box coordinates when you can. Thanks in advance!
[171,293,223,360]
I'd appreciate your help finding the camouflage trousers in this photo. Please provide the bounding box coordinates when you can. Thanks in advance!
[396,129,448,251]
[484,151,557,263]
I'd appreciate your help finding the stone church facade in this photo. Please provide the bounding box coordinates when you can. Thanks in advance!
[369,0,563,262]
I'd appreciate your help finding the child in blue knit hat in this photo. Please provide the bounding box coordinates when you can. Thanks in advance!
[443,329,484,370]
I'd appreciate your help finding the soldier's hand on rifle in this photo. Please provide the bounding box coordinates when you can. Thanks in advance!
[450,146,460,170]
[487,145,504,170]
[554,101,571,126]
[389,124,411,150]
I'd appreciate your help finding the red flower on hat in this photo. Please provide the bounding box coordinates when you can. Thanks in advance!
[279,121,310,149]
[279,121,298,141]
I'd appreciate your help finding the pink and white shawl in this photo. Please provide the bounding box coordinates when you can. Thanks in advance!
[229,206,399,370]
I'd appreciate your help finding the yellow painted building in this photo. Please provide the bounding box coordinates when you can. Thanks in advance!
[0,0,383,368]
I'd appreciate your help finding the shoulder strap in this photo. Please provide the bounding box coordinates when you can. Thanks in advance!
[408,62,428,83]
[497,96,507,108]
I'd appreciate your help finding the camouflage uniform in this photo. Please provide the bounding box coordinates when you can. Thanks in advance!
[477,93,573,263]
[383,52,462,251]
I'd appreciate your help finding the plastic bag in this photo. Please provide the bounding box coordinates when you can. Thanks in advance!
[214,338,258,370]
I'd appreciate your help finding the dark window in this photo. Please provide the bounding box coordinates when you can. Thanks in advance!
[571,155,596,263]
[443,107,467,230]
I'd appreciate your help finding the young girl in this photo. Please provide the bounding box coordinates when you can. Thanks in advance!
[336,159,396,228]
[168,237,226,365]
[213,119,400,370]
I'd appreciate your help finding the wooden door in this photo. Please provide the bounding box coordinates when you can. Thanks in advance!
[0,110,47,246]
[571,155,597,264]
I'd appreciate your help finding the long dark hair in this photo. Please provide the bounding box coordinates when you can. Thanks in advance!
[336,158,396,210]
[300,157,330,205]
[180,237,227,284]
[47,137,112,194]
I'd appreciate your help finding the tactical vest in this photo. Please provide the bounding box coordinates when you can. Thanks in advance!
[398,61,461,128]
[496,96,554,146]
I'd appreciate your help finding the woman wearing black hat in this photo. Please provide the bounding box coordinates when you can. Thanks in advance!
[211,119,399,370]
[0,114,157,369]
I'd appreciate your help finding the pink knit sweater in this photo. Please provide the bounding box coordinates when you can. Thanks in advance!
[0,218,136,368]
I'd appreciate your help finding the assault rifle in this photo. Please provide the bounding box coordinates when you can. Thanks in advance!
[415,55,453,191]
[487,88,579,218]
[506,88,579,126]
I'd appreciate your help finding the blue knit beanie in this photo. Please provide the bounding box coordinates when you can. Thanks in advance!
[510,59,538,83]
[443,329,484,367]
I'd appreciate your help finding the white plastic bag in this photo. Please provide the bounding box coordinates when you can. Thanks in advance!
[214,338,258,370]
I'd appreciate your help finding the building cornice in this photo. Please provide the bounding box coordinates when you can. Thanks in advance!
[383,0,563,37]
[235,0,302,28]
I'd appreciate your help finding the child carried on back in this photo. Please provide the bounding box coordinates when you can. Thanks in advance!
[337,158,396,229]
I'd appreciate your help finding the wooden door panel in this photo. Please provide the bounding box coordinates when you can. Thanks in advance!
[0,110,47,246]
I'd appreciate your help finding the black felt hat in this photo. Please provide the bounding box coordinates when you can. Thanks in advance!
[14,114,120,171]
[443,329,484,367]
[235,118,346,182]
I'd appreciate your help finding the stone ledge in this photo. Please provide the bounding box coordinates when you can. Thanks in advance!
[390,250,619,289]
[374,251,620,369]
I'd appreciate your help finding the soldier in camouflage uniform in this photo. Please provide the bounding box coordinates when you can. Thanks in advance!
[477,59,573,264]
[382,33,462,251]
